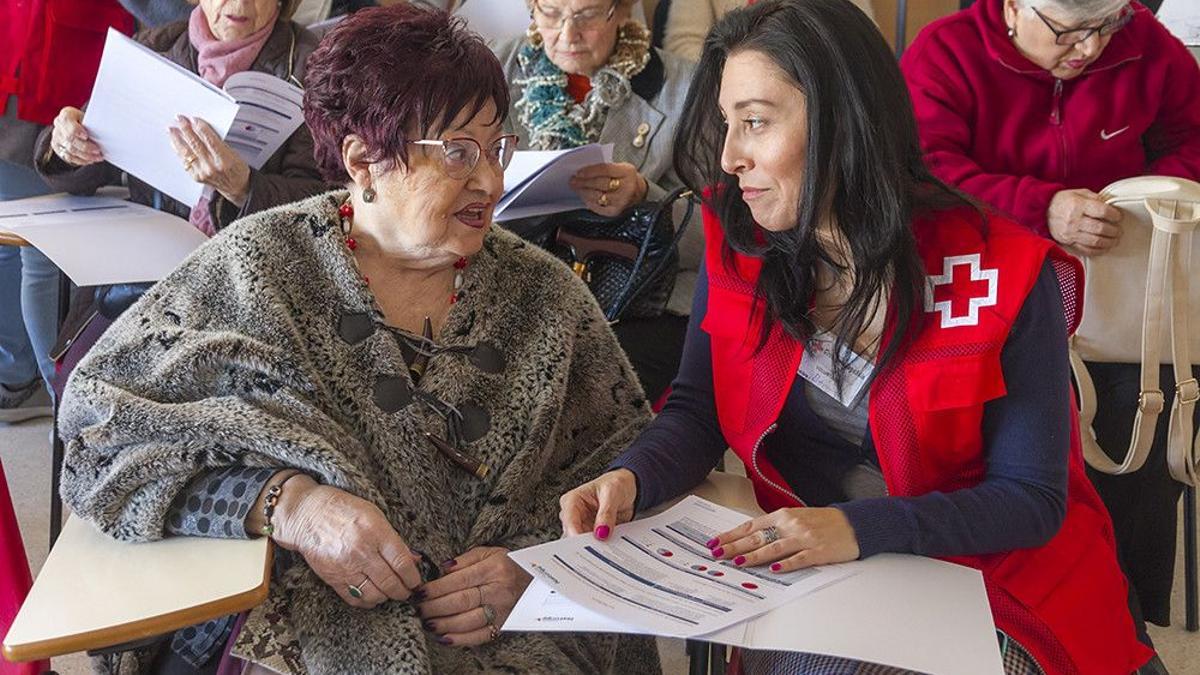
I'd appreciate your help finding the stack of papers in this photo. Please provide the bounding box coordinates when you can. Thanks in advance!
[0,194,205,286]
[506,496,1005,675]
[84,29,304,205]
[496,144,612,222]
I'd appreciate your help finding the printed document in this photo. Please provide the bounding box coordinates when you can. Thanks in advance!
[507,496,855,638]
[0,194,205,286]
[496,144,613,221]
[85,30,239,206]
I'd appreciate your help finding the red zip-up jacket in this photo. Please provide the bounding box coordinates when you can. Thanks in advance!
[901,0,1200,236]
[0,0,134,125]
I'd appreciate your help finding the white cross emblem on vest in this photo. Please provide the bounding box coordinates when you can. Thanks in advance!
[924,254,999,328]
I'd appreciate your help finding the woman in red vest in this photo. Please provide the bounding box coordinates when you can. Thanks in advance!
[559,1,1154,673]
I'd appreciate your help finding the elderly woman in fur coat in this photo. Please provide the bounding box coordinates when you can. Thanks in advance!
[57,5,660,674]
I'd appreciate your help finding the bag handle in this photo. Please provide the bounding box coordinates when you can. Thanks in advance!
[606,187,696,322]
[1077,196,1199,486]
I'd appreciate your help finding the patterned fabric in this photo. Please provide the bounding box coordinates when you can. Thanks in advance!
[738,631,1044,675]
[514,21,652,150]
[57,191,660,675]
[165,466,277,668]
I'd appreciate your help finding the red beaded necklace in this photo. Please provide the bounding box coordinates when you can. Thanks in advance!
[339,200,467,305]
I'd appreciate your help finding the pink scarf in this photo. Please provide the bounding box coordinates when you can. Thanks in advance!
[186,5,278,235]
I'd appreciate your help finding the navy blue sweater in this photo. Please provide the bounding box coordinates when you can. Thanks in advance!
[612,260,1071,559]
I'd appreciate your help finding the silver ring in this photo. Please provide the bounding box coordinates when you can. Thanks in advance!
[348,576,371,599]
[482,603,496,626]
[761,526,780,545]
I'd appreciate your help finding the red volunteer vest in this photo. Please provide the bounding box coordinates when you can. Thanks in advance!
[702,206,1152,675]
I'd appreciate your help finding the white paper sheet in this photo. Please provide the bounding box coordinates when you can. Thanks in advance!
[506,554,1004,675]
[222,71,305,171]
[508,496,856,638]
[496,144,613,221]
[0,194,206,286]
[84,29,239,205]
[1160,0,1200,45]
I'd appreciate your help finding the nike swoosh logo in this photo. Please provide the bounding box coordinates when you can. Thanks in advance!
[1100,126,1130,140]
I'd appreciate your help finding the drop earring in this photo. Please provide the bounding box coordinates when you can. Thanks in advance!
[362,187,376,203]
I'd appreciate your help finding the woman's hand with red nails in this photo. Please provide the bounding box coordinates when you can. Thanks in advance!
[416,547,531,647]
[707,507,860,573]
[558,468,638,539]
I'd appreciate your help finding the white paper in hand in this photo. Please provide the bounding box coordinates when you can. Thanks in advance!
[222,72,305,171]
[495,144,613,221]
[84,29,239,206]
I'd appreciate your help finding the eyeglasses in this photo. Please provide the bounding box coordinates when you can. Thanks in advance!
[406,135,519,180]
[1030,4,1133,46]
[532,0,618,31]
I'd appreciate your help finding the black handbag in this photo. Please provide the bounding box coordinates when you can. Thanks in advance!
[525,187,695,322]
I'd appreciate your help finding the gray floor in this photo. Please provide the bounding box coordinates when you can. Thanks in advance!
[3,418,1197,674]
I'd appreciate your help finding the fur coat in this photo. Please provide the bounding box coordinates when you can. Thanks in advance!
[57,191,661,674]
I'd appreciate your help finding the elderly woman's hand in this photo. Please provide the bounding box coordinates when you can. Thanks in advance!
[266,474,424,609]
[558,468,638,539]
[570,162,649,217]
[50,107,104,167]
[706,507,860,573]
[416,547,532,647]
[167,115,252,207]
[1047,188,1123,256]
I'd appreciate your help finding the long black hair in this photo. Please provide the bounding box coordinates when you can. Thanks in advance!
[673,0,977,377]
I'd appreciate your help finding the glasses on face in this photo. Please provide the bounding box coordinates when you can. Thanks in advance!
[532,0,618,31]
[1030,4,1133,46]
[406,134,519,180]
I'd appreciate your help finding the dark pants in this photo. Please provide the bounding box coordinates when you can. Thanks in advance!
[612,313,690,403]
[1084,361,1196,627]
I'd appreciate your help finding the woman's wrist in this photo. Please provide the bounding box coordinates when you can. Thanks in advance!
[245,470,317,546]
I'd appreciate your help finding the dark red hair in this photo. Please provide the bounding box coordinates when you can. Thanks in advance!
[302,5,510,183]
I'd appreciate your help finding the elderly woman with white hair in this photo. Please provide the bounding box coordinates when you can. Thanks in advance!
[901,0,1200,658]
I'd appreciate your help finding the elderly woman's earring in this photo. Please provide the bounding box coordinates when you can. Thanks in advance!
[363,187,376,203]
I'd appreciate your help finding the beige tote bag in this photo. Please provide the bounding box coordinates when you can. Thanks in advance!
[1070,176,1200,487]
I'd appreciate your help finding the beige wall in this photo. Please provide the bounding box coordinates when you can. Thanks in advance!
[640,0,961,52]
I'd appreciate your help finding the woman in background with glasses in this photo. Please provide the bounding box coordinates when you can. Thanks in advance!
[902,0,1200,656]
[492,0,702,403]
[56,5,660,673]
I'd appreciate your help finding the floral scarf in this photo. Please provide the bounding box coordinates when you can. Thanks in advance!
[514,21,652,150]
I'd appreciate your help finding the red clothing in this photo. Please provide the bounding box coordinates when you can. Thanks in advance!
[702,206,1153,674]
[901,0,1200,236]
[0,459,46,675]
[566,73,592,104]
[0,0,135,125]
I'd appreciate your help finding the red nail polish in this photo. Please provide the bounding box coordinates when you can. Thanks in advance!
[595,525,610,540]
[734,555,746,566]
[436,636,453,645]
[706,538,720,549]
[442,558,457,569]
[712,547,724,557]
[770,563,782,572]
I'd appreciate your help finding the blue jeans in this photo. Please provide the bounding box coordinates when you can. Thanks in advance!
[0,160,59,390]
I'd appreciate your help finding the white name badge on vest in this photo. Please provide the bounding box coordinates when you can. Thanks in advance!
[798,332,875,408]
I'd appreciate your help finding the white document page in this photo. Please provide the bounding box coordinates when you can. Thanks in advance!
[1159,0,1200,45]
[84,29,240,206]
[508,496,855,638]
[496,144,613,221]
[222,71,305,170]
[0,194,206,286]
[508,553,1003,675]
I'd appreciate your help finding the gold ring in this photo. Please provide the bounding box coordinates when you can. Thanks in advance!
[488,624,501,642]
[183,156,197,170]
[598,193,609,207]
[608,177,621,191]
